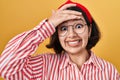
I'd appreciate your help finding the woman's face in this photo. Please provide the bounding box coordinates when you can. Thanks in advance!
[58,17,91,54]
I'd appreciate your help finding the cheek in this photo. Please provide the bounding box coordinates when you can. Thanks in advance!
[81,31,89,46]
[58,33,66,49]
[83,35,89,46]
[58,36,65,47]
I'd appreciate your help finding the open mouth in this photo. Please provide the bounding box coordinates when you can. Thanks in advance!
[67,40,82,47]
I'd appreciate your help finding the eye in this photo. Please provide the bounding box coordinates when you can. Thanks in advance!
[60,26,68,31]
[75,24,84,29]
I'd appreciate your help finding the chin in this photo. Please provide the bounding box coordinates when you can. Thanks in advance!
[65,48,83,54]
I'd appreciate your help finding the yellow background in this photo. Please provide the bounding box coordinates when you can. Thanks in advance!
[0,0,120,79]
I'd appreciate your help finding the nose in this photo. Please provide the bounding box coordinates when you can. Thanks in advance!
[67,27,77,38]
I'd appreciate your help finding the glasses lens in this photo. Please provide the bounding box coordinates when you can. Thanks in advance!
[58,23,86,37]
[58,26,68,36]
[74,24,86,34]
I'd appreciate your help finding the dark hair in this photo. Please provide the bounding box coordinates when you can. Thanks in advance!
[46,6,101,54]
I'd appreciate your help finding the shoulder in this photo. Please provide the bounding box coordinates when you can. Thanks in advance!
[94,54,119,76]
[91,52,120,79]
[91,52,116,70]
[96,55,116,71]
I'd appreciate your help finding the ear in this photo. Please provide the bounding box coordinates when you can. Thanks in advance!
[88,24,92,38]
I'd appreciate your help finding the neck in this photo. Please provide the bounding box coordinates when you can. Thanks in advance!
[68,49,90,68]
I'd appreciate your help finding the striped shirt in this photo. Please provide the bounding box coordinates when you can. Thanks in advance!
[0,19,120,80]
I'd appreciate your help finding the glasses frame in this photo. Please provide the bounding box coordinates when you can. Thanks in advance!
[58,23,87,37]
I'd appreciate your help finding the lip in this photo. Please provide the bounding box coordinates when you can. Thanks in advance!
[67,39,82,47]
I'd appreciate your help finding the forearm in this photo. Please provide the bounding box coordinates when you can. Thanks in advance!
[0,19,55,78]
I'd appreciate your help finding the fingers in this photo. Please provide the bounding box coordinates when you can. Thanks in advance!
[63,14,82,21]
[58,4,82,18]
[58,10,82,21]
[48,4,83,27]
[59,3,76,10]
[60,10,82,16]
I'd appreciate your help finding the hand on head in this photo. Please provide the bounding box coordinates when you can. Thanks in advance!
[48,3,82,27]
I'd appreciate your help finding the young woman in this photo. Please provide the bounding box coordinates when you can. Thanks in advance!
[0,0,120,80]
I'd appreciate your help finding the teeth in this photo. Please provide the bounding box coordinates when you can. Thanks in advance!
[67,40,81,47]
[68,40,79,44]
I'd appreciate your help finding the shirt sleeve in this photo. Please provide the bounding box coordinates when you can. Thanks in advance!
[116,72,120,80]
[0,19,55,79]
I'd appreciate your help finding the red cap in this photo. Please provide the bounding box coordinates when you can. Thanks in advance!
[59,0,92,23]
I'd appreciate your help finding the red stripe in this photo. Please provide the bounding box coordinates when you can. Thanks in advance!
[6,32,26,49]
[1,19,119,80]
[41,24,49,38]
[44,23,52,36]
[47,21,55,33]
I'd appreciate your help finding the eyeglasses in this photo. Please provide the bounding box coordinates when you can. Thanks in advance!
[58,23,87,37]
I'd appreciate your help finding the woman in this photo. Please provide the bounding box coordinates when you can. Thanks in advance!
[0,0,120,80]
